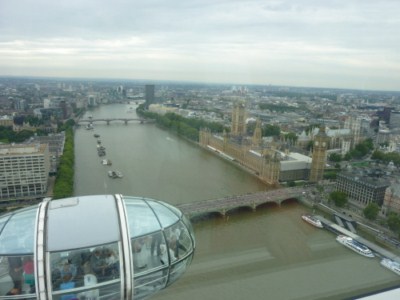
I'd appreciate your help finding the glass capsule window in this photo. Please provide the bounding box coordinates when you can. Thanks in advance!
[0,255,36,299]
[124,197,195,299]
[49,242,121,300]
[0,195,195,300]
[0,207,37,255]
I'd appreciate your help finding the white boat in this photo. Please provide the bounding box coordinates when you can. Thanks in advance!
[108,170,122,178]
[336,235,375,258]
[101,159,112,166]
[301,214,323,228]
[380,258,400,275]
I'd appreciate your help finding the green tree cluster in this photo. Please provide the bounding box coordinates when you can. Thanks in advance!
[329,153,342,162]
[372,150,400,166]
[136,105,226,141]
[259,103,297,113]
[323,170,338,180]
[387,212,400,238]
[344,138,374,160]
[282,132,297,143]
[262,124,280,137]
[329,191,347,207]
[0,126,35,143]
[52,126,74,199]
[363,203,380,220]
[247,122,281,137]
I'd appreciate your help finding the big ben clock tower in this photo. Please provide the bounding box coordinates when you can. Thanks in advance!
[309,126,329,182]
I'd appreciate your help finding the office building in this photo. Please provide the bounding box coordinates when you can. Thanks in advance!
[390,111,400,130]
[0,143,50,201]
[336,168,390,208]
[382,184,400,216]
[31,132,65,174]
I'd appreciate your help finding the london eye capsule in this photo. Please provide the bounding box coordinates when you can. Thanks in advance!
[0,195,195,299]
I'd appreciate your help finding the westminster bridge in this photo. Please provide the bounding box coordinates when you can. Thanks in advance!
[176,186,310,217]
[78,118,155,125]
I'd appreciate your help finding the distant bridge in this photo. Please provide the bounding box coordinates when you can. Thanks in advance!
[78,118,154,125]
[176,187,307,217]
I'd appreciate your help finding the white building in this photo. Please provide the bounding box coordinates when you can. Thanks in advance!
[278,151,312,182]
[0,143,50,201]
[148,104,179,115]
[0,115,13,127]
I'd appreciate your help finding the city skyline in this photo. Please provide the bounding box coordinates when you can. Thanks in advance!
[1,0,400,91]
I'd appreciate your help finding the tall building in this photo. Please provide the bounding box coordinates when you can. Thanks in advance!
[0,143,50,201]
[309,126,329,182]
[231,101,246,136]
[382,184,400,216]
[336,168,389,208]
[0,115,13,127]
[145,84,155,108]
[252,119,262,147]
[390,111,400,130]
[344,115,362,147]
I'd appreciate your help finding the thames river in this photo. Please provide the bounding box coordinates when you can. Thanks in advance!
[74,104,399,299]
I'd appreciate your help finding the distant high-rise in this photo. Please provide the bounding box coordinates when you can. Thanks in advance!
[390,111,400,129]
[145,84,155,108]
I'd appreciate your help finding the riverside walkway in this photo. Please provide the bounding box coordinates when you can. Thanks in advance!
[315,215,400,263]
[176,187,307,217]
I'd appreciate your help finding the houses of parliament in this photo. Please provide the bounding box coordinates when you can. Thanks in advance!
[199,101,328,185]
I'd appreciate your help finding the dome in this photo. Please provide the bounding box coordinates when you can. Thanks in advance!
[0,195,195,299]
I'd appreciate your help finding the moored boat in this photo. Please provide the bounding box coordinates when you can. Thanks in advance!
[101,159,112,166]
[380,258,400,275]
[301,214,323,228]
[94,133,100,138]
[336,235,374,258]
[108,170,122,178]
[108,170,117,178]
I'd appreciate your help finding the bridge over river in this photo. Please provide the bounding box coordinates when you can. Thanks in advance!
[176,187,307,217]
[78,118,154,125]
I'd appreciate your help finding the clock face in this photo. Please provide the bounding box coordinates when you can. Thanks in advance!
[322,142,326,147]
[315,141,319,146]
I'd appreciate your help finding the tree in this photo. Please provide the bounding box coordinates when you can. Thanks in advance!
[306,140,313,151]
[387,212,400,233]
[363,203,380,220]
[323,171,337,180]
[287,181,296,187]
[329,191,347,207]
[283,132,298,144]
[329,153,342,162]
[262,124,280,137]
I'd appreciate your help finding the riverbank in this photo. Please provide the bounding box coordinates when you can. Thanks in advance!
[297,191,400,256]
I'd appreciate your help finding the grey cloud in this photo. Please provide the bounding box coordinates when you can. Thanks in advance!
[0,0,399,90]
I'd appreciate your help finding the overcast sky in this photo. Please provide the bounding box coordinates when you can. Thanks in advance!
[0,0,399,91]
